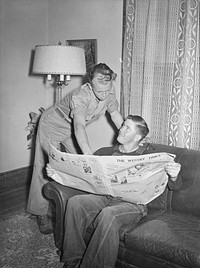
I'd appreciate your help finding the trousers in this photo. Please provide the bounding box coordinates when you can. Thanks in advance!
[26,106,78,216]
[62,194,147,268]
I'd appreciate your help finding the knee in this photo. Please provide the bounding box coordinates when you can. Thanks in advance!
[67,195,89,212]
[67,195,82,208]
[96,207,117,226]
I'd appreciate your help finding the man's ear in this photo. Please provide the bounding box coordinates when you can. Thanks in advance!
[134,134,142,142]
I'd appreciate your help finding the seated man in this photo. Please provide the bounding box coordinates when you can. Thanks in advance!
[47,115,182,268]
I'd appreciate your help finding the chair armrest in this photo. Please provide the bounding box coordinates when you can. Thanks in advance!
[43,181,88,253]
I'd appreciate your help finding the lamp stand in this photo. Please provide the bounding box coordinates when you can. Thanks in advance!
[55,75,70,103]
[55,82,63,103]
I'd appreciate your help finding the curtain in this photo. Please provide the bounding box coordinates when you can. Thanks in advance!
[121,0,199,149]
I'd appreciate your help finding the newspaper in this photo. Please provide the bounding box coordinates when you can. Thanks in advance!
[48,144,175,205]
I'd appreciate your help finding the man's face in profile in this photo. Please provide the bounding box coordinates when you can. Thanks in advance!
[117,119,140,145]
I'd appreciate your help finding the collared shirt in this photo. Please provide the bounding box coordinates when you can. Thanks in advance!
[57,83,119,125]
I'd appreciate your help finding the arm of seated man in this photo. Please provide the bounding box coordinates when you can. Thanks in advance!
[165,161,182,190]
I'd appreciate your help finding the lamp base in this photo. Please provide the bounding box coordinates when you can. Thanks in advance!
[56,84,63,103]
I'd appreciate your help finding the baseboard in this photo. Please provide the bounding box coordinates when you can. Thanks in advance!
[0,166,33,214]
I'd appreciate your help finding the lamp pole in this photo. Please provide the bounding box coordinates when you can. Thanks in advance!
[56,82,63,103]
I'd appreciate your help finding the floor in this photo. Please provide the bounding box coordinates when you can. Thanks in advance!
[0,206,63,268]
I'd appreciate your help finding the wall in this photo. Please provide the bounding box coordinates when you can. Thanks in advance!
[48,0,123,153]
[0,0,49,172]
[0,0,123,173]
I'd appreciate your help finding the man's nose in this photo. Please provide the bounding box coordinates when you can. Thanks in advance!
[119,126,125,133]
[101,91,108,97]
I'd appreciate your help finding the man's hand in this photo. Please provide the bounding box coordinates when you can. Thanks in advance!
[165,162,181,181]
[46,163,63,184]
[46,163,55,177]
[83,151,93,155]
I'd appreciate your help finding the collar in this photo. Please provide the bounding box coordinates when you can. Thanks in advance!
[113,143,153,155]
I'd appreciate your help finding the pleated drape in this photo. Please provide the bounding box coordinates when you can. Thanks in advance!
[121,0,199,149]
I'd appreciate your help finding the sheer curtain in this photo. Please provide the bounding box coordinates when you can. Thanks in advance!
[121,0,199,149]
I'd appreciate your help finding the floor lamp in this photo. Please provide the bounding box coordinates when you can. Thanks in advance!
[32,44,86,103]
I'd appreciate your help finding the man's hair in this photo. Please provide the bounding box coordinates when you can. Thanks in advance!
[127,115,149,140]
[88,63,117,81]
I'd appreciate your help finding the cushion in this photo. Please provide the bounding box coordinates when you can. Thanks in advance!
[124,211,200,268]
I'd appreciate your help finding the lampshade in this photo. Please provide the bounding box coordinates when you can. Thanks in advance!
[32,45,86,75]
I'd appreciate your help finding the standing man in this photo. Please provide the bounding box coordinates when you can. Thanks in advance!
[27,63,124,234]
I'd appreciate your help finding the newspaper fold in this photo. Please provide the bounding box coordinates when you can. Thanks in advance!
[48,144,175,205]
